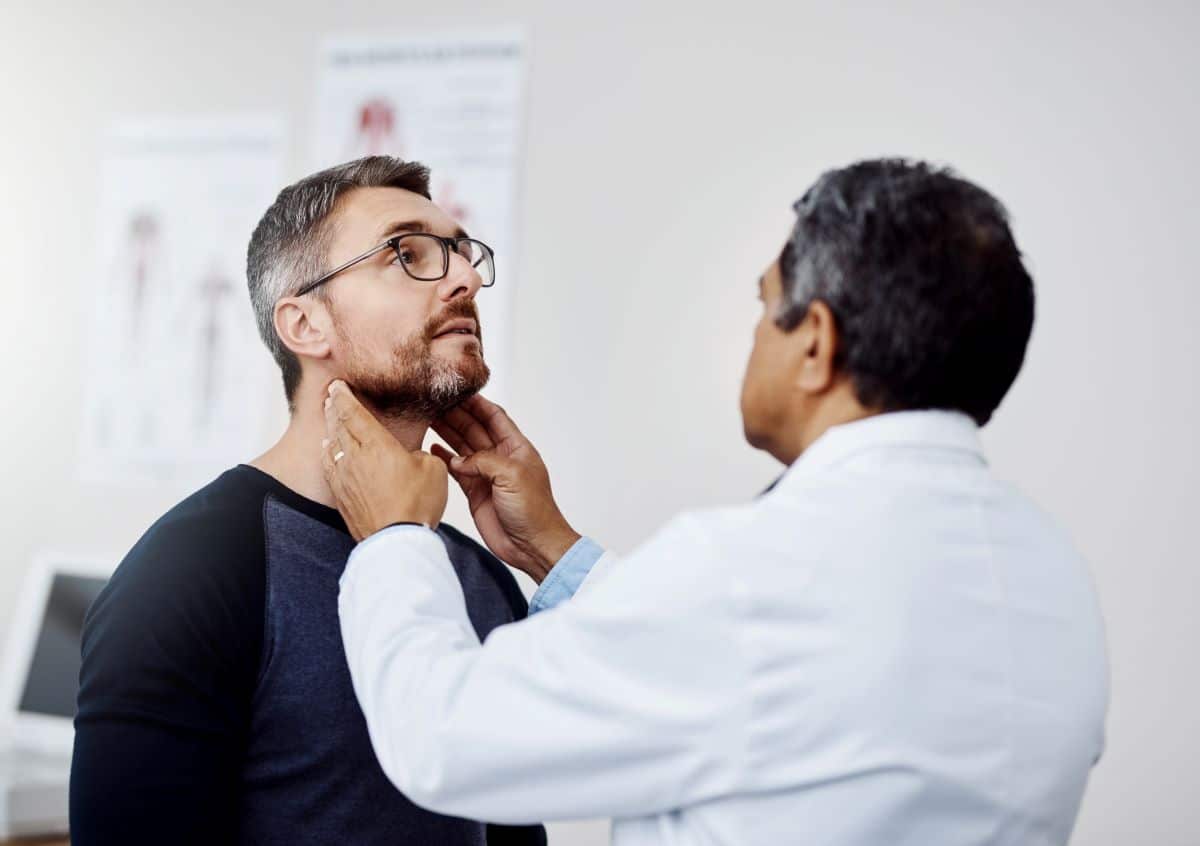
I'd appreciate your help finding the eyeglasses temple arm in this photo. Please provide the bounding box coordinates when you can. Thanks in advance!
[294,241,394,298]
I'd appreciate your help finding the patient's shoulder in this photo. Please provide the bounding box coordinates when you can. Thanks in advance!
[116,467,271,589]
[79,467,270,726]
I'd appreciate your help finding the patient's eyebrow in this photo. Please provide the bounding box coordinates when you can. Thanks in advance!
[376,219,427,240]
[377,219,471,241]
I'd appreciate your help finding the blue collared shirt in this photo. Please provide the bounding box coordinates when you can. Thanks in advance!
[528,536,605,614]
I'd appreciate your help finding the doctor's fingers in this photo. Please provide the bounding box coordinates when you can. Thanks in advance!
[321,439,367,537]
[431,442,488,499]
[439,405,496,453]
[325,380,381,447]
[320,438,335,481]
[458,394,529,448]
[323,393,356,452]
[321,437,350,492]
[431,420,476,459]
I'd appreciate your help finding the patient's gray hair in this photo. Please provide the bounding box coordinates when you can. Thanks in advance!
[246,156,431,410]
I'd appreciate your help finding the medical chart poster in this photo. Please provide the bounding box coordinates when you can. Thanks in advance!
[80,117,284,486]
[312,30,528,402]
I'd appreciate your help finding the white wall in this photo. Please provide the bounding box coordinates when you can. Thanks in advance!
[1,1,1197,843]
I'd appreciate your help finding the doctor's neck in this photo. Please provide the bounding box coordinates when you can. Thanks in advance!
[771,382,880,466]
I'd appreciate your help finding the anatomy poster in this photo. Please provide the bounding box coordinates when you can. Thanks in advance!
[312,30,527,401]
[81,117,284,485]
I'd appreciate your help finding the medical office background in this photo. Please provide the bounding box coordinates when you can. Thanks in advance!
[1,1,1197,844]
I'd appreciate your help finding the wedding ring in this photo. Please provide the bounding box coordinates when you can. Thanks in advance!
[333,450,346,463]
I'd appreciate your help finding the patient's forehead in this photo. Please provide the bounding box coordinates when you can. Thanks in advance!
[761,260,784,298]
[330,186,460,248]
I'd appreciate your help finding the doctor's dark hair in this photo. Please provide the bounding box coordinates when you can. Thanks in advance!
[777,159,1035,426]
[246,156,432,411]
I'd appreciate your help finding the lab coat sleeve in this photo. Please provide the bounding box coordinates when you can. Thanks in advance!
[338,516,750,824]
[572,549,621,599]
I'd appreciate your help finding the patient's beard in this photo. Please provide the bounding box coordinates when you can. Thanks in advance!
[333,300,490,420]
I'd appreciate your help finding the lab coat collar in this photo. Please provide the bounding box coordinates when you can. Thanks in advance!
[787,409,985,477]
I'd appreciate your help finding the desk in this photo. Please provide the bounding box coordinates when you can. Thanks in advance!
[0,838,68,845]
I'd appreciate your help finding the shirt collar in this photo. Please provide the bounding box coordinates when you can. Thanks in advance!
[784,409,985,478]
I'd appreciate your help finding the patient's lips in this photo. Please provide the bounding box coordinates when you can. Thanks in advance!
[431,318,478,339]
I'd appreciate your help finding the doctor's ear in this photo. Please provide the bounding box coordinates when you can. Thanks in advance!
[794,300,840,394]
[273,296,333,362]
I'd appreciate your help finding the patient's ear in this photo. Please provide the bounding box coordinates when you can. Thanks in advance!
[795,300,839,394]
[273,296,332,362]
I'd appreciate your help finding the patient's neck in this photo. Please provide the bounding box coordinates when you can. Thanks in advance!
[249,382,427,509]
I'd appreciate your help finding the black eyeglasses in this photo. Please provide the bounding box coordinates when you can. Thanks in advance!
[295,232,496,298]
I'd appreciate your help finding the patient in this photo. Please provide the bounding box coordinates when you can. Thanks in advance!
[70,157,545,846]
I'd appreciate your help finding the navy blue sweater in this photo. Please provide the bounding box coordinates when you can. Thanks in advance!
[71,465,546,846]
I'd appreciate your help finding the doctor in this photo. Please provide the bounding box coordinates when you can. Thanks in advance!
[323,159,1108,845]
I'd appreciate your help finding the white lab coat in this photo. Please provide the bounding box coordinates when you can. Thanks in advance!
[339,411,1108,845]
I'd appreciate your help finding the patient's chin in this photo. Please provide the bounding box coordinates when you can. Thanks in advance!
[456,355,491,392]
[432,351,490,395]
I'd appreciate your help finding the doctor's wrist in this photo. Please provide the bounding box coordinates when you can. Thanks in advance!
[527,525,583,583]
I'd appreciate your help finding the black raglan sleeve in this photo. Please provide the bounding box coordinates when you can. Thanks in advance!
[70,505,265,845]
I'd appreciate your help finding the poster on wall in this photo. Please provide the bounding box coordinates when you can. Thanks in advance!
[311,29,528,401]
[80,116,284,485]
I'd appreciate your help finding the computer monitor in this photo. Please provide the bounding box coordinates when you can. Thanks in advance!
[1,555,111,755]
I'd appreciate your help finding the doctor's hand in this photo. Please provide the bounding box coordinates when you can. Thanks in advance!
[321,381,449,541]
[432,394,581,583]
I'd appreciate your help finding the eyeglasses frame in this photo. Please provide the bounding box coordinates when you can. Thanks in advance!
[294,232,496,298]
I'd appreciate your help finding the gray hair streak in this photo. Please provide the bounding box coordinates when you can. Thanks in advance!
[245,156,432,409]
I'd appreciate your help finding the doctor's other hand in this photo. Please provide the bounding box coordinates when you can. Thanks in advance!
[322,380,449,541]
[433,394,581,583]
